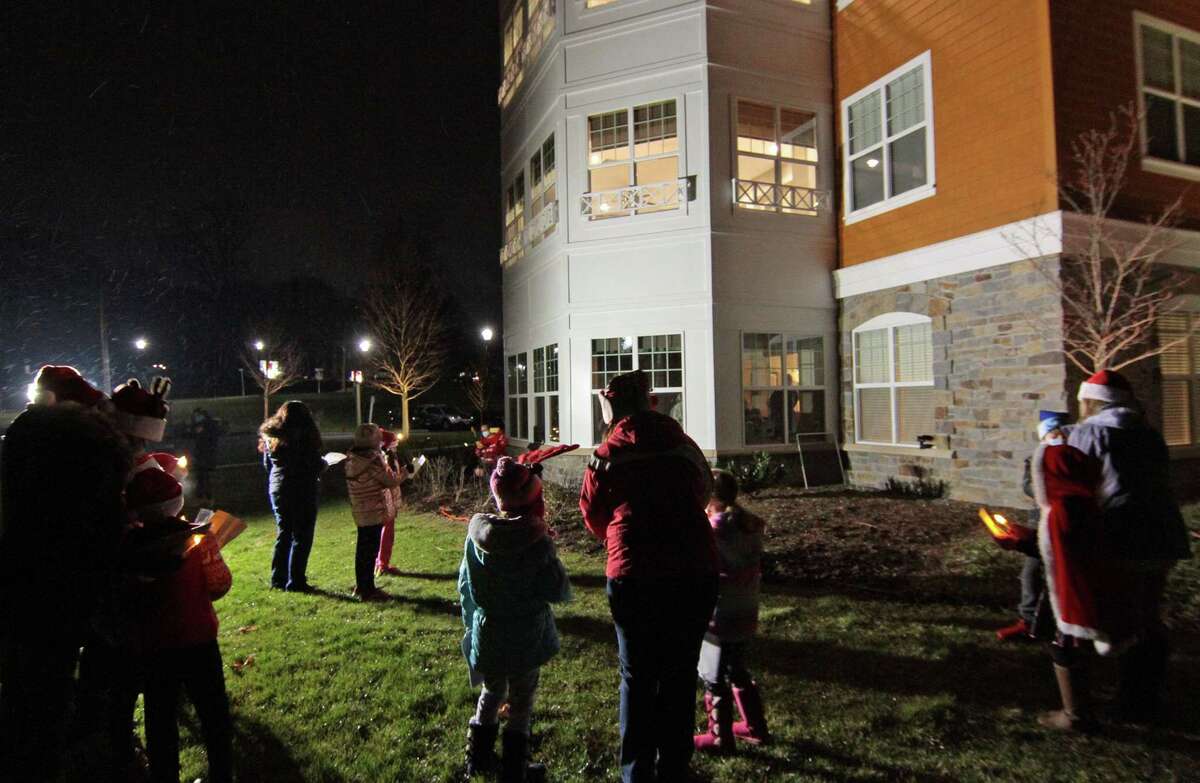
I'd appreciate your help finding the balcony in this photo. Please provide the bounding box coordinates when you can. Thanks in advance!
[733,179,829,215]
[500,200,560,266]
[498,0,556,108]
[580,178,694,220]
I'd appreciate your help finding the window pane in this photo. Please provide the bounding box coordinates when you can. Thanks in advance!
[895,322,933,382]
[896,387,934,445]
[855,329,889,384]
[588,110,630,162]
[851,154,885,210]
[780,161,817,190]
[742,333,783,387]
[857,388,892,443]
[737,101,776,155]
[738,154,775,184]
[543,135,556,173]
[549,395,559,442]
[744,390,784,444]
[533,347,545,393]
[509,397,519,436]
[1162,379,1192,446]
[886,65,925,135]
[535,398,547,443]
[590,164,631,192]
[788,389,825,439]
[517,353,528,394]
[546,344,559,392]
[518,397,529,440]
[635,156,677,185]
[1159,313,1191,375]
[633,100,678,158]
[1182,39,1200,100]
[787,337,823,387]
[848,92,882,154]
[656,391,684,428]
[1145,93,1180,161]
[889,127,927,195]
[530,153,542,188]
[1141,26,1176,91]
[592,396,607,445]
[1185,104,1200,165]
[780,108,817,161]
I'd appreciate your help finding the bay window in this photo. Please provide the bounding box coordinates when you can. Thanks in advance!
[528,133,558,243]
[852,314,934,446]
[585,100,680,218]
[1158,312,1200,446]
[842,51,934,221]
[590,334,684,444]
[502,173,525,264]
[742,334,825,445]
[532,344,560,443]
[506,353,529,440]
[734,101,821,214]
[1136,15,1200,172]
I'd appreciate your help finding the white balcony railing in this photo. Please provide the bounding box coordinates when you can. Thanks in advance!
[733,179,829,214]
[580,178,691,219]
[498,0,556,108]
[500,200,560,266]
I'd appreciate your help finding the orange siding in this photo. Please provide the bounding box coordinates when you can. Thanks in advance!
[836,0,1058,267]
[1050,1,1200,229]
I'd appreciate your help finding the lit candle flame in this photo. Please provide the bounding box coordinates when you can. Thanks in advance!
[978,508,1011,539]
[177,455,188,470]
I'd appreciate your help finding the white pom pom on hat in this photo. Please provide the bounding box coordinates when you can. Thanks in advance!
[1077,369,1133,404]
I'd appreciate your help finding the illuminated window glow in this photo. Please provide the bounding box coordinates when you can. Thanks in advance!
[586,100,679,219]
[742,334,825,445]
[852,315,934,447]
[734,100,819,215]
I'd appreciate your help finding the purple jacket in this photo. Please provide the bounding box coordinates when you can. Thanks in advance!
[706,506,764,643]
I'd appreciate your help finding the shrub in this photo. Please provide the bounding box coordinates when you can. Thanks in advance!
[717,451,784,495]
[883,476,946,499]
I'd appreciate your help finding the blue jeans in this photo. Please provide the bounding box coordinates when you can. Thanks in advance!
[607,576,718,783]
[270,496,317,589]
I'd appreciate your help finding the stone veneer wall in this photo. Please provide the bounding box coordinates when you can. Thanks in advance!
[839,257,1071,508]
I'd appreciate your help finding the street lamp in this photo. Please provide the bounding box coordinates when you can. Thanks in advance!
[253,339,265,352]
[134,337,148,351]
[358,337,372,353]
[480,326,494,342]
[355,338,372,424]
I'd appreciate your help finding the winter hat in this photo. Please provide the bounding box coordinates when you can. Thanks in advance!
[489,456,542,513]
[148,452,188,480]
[1037,410,1069,439]
[352,423,381,449]
[379,428,400,450]
[112,377,171,442]
[1077,370,1133,405]
[126,467,185,518]
[30,365,105,408]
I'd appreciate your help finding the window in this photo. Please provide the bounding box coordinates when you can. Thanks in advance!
[503,173,525,263]
[528,133,557,242]
[1158,312,1200,446]
[734,101,820,215]
[842,51,934,222]
[506,353,529,440]
[586,100,680,218]
[742,334,825,445]
[502,4,525,68]
[590,334,683,444]
[586,0,618,7]
[532,344,560,443]
[1136,15,1200,171]
[852,314,934,446]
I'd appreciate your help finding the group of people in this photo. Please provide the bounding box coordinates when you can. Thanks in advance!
[993,370,1190,730]
[0,366,234,783]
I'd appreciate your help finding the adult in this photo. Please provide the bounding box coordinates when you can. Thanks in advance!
[580,370,717,783]
[189,407,224,503]
[0,366,132,782]
[1067,369,1191,721]
[261,400,325,592]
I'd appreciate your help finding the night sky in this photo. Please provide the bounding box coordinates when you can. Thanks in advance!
[0,2,500,400]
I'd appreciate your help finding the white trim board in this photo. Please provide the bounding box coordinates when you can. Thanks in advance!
[833,211,1064,299]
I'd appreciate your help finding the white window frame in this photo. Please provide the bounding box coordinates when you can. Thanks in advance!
[589,333,684,445]
[506,352,530,440]
[851,312,934,447]
[840,50,936,225]
[740,332,827,447]
[732,99,822,216]
[532,343,560,443]
[1158,303,1200,447]
[528,133,558,242]
[584,99,682,220]
[1133,12,1200,182]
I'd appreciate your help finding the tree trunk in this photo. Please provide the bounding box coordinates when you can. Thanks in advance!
[401,392,410,438]
[98,297,111,393]
[263,390,270,421]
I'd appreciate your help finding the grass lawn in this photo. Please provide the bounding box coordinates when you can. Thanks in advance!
[169,500,1200,782]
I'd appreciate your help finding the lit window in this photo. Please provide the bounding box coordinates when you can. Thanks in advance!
[506,353,530,440]
[590,334,683,444]
[841,52,934,222]
[1158,312,1200,446]
[586,100,680,218]
[852,314,934,446]
[742,334,825,445]
[532,344,560,443]
[528,133,557,243]
[1136,16,1200,169]
[503,173,525,262]
[503,4,525,68]
[734,100,820,215]
[586,0,618,7]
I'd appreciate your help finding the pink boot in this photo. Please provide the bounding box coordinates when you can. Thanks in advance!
[693,690,735,754]
[732,682,771,745]
[375,518,395,574]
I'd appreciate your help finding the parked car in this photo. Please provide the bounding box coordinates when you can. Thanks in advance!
[411,404,475,431]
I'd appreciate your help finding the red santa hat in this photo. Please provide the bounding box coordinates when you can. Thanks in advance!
[379,429,400,451]
[1077,370,1133,405]
[489,456,543,513]
[30,365,105,408]
[112,377,171,442]
[147,452,188,480]
[126,467,185,518]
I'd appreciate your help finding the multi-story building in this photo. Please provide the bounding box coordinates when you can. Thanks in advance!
[834,0,1200,505]
[497,0,839,478]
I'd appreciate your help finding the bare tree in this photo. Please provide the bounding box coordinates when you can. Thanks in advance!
[363,265,448,437]
[240,331,305,419]
[1009,105,1197,373]
[461,360,491,423]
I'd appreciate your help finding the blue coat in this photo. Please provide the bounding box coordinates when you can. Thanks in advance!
[458,513,571,677]
[262,442,323,510]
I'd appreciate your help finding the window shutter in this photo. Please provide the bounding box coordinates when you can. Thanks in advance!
[1162,379,1192,447]
[894,322,933,382]
[1158,313,1191,375]
[858,388,892,442]
[896,387,934,445]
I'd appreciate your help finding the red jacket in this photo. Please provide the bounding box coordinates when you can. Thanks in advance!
[476,432,509,463]
[580,412,717,580]
[133,534,232,653]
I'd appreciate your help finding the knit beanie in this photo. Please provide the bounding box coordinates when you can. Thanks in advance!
[489,456,542,513]
[1077,370,1133,405]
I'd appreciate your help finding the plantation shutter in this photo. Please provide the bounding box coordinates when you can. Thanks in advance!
[1162,379,1192,447]
[1158,314,1191,375]
[896,387,934,445]
[894,323,933,382]
[858,388,892,442]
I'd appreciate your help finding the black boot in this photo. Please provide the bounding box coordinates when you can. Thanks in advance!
[465,722,499,777]
[501,730,546,783]
[1117,629,1168,723]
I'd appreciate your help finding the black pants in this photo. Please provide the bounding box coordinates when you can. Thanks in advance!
[143,640,233,783]
[0,640,78,782]
[194,468,214,500]
[77,634,142,774]
[355,524,384,593]
[607,575,718,783]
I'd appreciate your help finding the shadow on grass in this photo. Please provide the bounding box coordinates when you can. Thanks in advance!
[773,737,961,783]
[179,709,337,782]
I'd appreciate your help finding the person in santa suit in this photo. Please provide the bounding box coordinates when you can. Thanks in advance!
[1067,369,1191,722]
[0,366,132,782]
[110,376,172,457]
[475,423,509,477]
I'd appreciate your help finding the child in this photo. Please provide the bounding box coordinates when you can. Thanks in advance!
[124,467,234,783]
[694,469,770,753]
[459,447,575,782]
[345,423,403,601]
[375,428,410,577]
[474,423,508,477]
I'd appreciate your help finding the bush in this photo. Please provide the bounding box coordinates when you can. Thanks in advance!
[883,476,946,499]
[716,451,784,495]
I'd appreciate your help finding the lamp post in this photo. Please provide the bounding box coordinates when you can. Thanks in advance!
[354,338,372,425]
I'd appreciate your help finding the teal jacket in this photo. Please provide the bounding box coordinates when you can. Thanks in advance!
[458,513,571,677]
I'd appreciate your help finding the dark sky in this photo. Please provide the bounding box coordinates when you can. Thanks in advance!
[2,1,500,313]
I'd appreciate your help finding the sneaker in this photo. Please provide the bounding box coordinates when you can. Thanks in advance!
[286,583,316,594]
[351,586,388,602]
[996,618,1032,642]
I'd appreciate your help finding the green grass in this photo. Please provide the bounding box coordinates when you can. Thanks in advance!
[165,502,1200,782]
